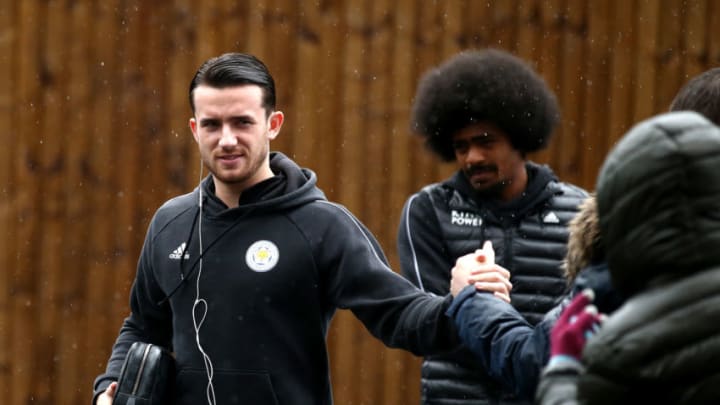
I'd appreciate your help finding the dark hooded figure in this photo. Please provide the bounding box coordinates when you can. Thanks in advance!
[537,110,720,404]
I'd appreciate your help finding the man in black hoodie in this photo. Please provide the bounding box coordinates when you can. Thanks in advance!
[397,49,587,404]
[93,52,463,405]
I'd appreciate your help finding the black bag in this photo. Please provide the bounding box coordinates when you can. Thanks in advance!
[113,342,175,405]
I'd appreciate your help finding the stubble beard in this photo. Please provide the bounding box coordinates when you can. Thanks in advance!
[205,144,269,187]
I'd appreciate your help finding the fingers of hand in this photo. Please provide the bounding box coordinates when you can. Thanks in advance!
[474,281,511,297]
[482,240,495,264]
[493,291,511,303]
[574,305,603,339]
[470,271,512,290]
[560,289,595,323]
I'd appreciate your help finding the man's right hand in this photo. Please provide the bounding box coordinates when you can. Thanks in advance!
[450,241,512,302]
[96,381,117,405]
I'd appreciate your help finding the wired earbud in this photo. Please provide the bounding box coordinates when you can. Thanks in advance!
[192,158,216,405]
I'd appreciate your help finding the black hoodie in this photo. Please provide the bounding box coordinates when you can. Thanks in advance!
[94,152,458,405]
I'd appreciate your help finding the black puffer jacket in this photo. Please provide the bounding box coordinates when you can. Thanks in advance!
[538,112,720,404]
[398,162,587,404]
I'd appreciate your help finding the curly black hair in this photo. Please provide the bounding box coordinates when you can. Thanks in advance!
[410,49,560,161]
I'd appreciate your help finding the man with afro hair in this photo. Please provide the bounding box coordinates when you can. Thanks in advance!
[397,49,587,404]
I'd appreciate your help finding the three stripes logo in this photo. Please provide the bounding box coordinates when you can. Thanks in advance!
[168,242,190,260]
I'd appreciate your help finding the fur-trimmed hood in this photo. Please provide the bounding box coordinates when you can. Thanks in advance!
[563,194,601,281]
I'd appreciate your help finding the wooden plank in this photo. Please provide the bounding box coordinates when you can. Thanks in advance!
[316,1,345,200]
[632,0,660,123]
[411,0,443,192]
[139,2,170,215]
[246,0,269,59]
[465,0,492,47]
[167,0,197,193]
[580,0,612,189]
[388,0,419,227]
[531,0,560,168]
[111,0,144,327]
[195,0,220,63]
[680,0,708,80]
[708,0,720,68]
[654,0,684,111]
[330,2,368,403]
[221,0,248,51]
[0,1,16,399]
[265,0,297,156]
[290,3,322,171]
[606,0,637,160]
[385,1,422,402]
[288,0,345,199]
[515,0,539,61]
[36,2,68,403]
[11,1,43,402]
[554,0,588,188]
[355,2,394,402]
[83,0,122,397]
[492,0,518,49]
[56,1,95,402]
[440,0,464,57]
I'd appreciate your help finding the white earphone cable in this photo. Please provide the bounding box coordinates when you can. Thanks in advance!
[192,160,216,405]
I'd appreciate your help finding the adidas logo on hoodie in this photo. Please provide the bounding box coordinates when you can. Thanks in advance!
[169,242,190,260]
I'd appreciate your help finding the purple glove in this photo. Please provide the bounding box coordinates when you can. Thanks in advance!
[550,289,603,362]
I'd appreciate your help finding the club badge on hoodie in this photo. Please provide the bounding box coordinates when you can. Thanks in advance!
[246,240,280,272]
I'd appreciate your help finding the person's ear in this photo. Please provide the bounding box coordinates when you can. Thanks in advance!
[189,117,200,143]
[267,111,284,140]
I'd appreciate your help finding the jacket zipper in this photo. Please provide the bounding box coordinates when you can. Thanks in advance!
[132,344,152,396]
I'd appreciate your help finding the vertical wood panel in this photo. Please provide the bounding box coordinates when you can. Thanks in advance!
[84,0,122,393]
[492,0,519,49]
[553,1,588,187]
[708,0,720,65]
[58,2,93,402]
[385,1,422,402]
[111,0,144,326]
[267,0,299,157]
[532,0,561,167]
[680,0,708,80]
[654,0,684,111]
[411,0,444,192]
[35,0,66,402]
[331,2,369,404]
[579,0,612,188]
[0,1,16,397]
[290,2,321,166]
[12,1,43,402]
[633,0,660,122]
[358,2,394,402]
[606,0,637,153]
[247,1,270,60]
[168,0,198,193]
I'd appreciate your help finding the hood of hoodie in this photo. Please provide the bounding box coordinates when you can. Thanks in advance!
[199,152,326,218]
[596,111,720,296]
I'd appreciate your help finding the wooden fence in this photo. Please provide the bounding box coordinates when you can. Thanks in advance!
[1,0,718,404]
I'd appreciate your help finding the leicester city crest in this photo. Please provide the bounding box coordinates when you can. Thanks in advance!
[245,240,280,272]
